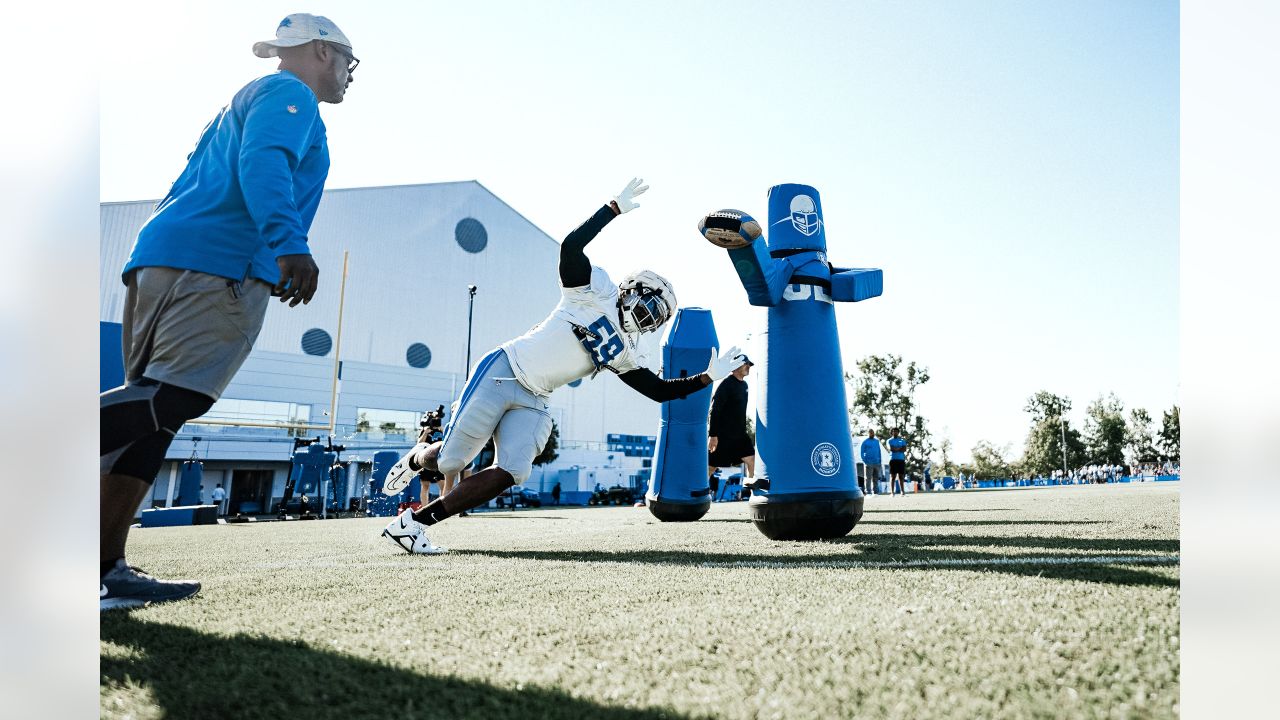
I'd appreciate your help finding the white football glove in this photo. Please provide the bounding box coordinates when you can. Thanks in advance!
[613,177,649,214]
[705,345,747,382]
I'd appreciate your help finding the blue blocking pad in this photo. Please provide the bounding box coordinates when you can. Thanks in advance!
[647,307,718,522]
[830,268,883,303]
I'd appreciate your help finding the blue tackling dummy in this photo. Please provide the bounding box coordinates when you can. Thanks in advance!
[699,183,883,540]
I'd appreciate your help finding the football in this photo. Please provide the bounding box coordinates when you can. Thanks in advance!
[698,209,762,249]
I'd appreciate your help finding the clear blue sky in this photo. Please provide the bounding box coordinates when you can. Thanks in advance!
[100,0,1179,462]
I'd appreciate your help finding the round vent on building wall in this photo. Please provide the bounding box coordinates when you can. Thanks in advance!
[455,218,488,253]
[406,343,433,369]
[301,328,332,357]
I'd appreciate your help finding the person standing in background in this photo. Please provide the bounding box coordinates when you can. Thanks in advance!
[859,429,882,496]
[708,356,756,495]
[888,428,908,496]
[211,483,227,516]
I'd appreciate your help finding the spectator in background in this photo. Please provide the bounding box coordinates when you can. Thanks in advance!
[888,428,908,496]
[923,461,932,492]
[859,429,882,496]
[211,483,227,516]
[552,481,562,506]
[708,356,756,489]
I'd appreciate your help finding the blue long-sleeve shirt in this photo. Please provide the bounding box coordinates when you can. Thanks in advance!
[123,70,329,284]
[860,437,882,465]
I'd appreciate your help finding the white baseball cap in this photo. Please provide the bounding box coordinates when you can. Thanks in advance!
[253,13,352,58]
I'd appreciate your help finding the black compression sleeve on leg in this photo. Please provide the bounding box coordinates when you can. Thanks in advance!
[109,430,177,484]
[101,379,214,455]
[101,379,163,454]
[152,383,215,431]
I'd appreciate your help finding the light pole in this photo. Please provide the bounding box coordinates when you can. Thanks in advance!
[465,285,477,380]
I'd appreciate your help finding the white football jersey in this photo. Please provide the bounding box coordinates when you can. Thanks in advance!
[501,266,648,397]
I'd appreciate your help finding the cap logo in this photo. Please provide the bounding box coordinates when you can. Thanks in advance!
[318,28,329,36]
[278,17,292,28]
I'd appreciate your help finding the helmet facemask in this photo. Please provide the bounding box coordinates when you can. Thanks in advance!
[617,269,676,334]
[618,286,672,334]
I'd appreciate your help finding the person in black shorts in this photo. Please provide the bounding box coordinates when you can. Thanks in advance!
[887,427,908,496]
[708,356,756,498]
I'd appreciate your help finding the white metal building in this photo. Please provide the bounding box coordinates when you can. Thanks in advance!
[100,181,662,511]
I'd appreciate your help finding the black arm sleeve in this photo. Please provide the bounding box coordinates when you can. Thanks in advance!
[559,205,616,287]
[618,367,710,403]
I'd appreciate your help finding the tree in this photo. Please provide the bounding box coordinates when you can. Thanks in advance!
[1158,405,1180,463]
[970,440,1014,480]
[1024,391,1071,424]
[846,354,933,477]
[1019,391,1085,476]
[1125,408,1160,464]
[1083,393,1126,465]
[936,436,959,477]
[532,420,560,467]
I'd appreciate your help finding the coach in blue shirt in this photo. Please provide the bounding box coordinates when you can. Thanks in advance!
[100,14,358,611]
[859,429,883,496]
[888,427,908,496]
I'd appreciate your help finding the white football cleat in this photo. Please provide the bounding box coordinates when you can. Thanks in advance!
[382,508,447,555]
[382,443,430,496]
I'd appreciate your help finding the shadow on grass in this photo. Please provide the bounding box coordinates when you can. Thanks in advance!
[100,615,703,720]
[862,508,1017,514]
[466,514,571,521]
[857,520,1104,527]
[454,532,1179,588]
[703,508,1023,520]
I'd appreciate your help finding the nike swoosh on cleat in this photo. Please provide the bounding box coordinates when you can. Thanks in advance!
[100,584,108,597]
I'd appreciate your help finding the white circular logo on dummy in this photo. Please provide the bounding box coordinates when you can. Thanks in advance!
[811,443,841,477]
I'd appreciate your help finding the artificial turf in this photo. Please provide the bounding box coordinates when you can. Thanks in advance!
[101,482,1179,719]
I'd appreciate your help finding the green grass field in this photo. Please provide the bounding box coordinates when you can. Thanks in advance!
[101,483,1179,719]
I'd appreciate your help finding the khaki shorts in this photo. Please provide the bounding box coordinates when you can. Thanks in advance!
[121,267,271,400]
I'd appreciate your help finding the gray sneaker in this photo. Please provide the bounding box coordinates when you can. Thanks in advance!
[100,560,201,611]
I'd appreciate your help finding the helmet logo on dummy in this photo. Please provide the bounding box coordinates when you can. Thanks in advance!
[790,195,821,236]
[811,442,840,477]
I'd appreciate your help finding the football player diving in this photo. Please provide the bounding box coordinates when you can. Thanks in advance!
[381,178,747,553]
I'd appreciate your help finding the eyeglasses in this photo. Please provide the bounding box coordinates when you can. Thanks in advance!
[327,42,359,74]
